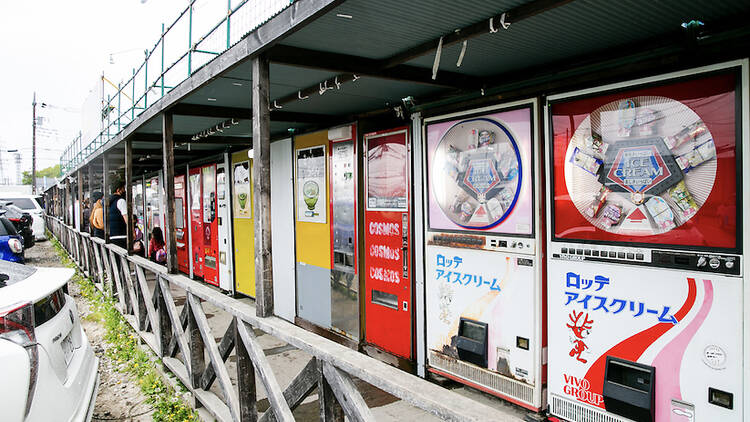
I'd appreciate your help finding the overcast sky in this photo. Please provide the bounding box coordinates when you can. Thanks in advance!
[0,0,179,175]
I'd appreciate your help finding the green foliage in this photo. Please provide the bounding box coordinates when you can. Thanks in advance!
[49,234,199,422]
[22,164,62,184]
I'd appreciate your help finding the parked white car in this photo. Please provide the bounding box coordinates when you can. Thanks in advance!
[0,261,98,421]
[0,195,46,241]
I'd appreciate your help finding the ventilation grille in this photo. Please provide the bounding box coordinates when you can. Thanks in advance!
[550,394,632,422]
[428,350,534,405]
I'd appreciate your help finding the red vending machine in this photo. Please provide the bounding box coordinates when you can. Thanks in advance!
[175,174,189,274]
[188,166,204,279]
[545,62,747,422]
[202,163,219,286]
[363,127,412,361]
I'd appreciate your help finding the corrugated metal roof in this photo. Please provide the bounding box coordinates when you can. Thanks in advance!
[280,0,530,59]
[280,0,748,78]
[404,0,749,76]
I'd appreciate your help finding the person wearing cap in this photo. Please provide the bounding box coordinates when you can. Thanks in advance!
[90,191,104,238]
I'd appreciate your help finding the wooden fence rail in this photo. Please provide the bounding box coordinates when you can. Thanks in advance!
[45,215,517,422]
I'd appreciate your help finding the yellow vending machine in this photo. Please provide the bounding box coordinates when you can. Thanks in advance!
[295,130,332,329]
[231,149,255,297]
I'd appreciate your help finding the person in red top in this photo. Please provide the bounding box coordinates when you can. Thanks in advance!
[148,227,166,264]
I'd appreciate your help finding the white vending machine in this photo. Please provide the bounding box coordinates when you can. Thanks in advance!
[423,99,546,411]
[545,61,748,422]
[216,160,234,293]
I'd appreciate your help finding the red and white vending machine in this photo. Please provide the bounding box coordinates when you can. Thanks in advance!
[202,163,219,287]
[175,174,189,274]
[423,100,546,411]
[189,166,204,279]
[363,127,413,361]
[545,61,748,422]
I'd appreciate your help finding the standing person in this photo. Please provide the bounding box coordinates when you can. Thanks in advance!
[81,198,91,233]
[90,191,104,239]
[132,214,145,257]
[148,227,166,264]
[108,180,129,249]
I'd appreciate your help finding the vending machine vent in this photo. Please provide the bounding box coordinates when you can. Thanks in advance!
[550,394,631,422]
[428,351,534,406]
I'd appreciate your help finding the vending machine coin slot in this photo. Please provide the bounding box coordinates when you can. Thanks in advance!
[456,318,489,368]
[602,357,655,422]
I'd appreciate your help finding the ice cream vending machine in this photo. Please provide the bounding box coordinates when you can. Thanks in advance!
[423,100,546,411]
[202,164,219,287]
[189,166,204,279]
[545,61,748,422]
[216,161,233,293]
[174,174,189,275]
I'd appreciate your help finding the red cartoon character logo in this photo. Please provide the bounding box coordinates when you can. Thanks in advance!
[567,310,594,363]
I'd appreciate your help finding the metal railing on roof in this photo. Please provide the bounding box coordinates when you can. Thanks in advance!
[60,0,294,174]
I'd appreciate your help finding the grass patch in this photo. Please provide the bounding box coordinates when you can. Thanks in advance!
[48,233,199,422]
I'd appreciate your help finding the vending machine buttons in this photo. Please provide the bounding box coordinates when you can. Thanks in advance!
[708,257,721,269]
[725,258,735,269]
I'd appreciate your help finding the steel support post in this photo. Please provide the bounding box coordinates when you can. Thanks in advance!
[162,113,178,273]
[103,156,110,243]
[125,138,134,254]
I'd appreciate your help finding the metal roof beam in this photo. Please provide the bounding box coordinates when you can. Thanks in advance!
[168,103,338,124]
[269,45,484,90]
[380,0,575,69]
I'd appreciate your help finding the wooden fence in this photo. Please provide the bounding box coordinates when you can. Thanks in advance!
[45,215,518,422]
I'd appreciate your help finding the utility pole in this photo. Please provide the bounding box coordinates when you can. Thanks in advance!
[32,92,37,194]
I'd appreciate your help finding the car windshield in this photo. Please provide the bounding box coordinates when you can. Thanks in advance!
[2,198,36,210]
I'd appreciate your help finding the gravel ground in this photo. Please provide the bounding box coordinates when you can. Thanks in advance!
[25,240,155,421]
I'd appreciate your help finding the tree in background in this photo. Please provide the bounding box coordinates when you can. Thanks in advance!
[22,164,61,184]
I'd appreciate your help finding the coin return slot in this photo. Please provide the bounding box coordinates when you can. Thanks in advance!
[371,290,398,310]
[708,387,733,409]
[516,336,529,350]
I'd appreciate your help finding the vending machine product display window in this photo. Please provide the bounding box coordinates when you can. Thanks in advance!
[424,100,545,411]
[549,71,740,251]
[427,113,532,235]
[545,62,747,422]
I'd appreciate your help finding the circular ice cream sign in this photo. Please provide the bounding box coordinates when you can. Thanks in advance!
[564,96,717,235]
[431,118,522,229]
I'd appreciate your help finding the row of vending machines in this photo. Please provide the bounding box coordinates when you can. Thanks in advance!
[161,61,747,422]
